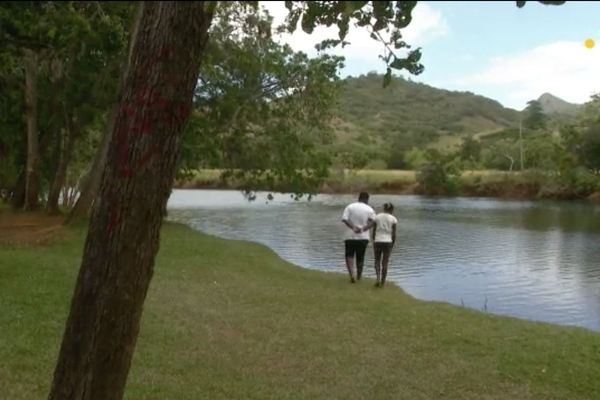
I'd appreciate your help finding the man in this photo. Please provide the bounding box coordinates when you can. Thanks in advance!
[341,192,376,283]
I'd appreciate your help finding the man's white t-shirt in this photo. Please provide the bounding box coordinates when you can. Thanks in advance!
[342,202,376,241]
[373,213,398,243]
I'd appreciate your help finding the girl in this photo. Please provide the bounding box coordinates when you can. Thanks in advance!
[371,202,398,288]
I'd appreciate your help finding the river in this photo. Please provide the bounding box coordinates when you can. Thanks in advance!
[166,189,600,331]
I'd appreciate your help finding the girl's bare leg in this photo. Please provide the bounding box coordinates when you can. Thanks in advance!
[381,249,391,287]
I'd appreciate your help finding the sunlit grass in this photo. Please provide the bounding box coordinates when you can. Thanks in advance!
[1,222,599,399]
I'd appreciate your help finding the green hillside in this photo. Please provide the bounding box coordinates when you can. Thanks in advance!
[330,73,522,167]
[330,73,586,169]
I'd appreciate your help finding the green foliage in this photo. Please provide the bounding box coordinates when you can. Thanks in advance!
[180,3,343,198]
[558,167,600,197]
[579,124,600,171]
[481,138,519,171]
[556,94,600,173]
[416,149,462,195]
[0,1,134,202]
[333,73,520,167]
[404,147,427,169]
[1,0,581,203]
[459,135,482,164]
[516,1,566,8]
[522,99,546,130]
[282,1,423,86]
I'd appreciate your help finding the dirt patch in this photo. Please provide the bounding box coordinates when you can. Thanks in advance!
[0,210,68,245]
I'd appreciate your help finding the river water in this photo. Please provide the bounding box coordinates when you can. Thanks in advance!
[166,189,600,331]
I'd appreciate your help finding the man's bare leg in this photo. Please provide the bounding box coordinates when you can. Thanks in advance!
[345,257,356,283]
[356,260,364,281]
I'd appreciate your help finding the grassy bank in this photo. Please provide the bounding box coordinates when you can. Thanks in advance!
[1,219,600,399]
[175,169,600,201]
[174,169,418,194]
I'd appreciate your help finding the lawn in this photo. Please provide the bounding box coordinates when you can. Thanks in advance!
[1,217,599,399]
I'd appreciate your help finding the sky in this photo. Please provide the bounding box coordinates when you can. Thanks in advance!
[260,1,600,111]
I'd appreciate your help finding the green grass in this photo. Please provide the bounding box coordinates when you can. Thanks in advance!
[2,223,599,399]
[176,168,600,200]
[323,169,417,193]
[176,169,515,194]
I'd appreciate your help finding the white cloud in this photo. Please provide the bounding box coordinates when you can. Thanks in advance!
[455,41,600,109]
[260,1,449,75]
[403,3,449,46]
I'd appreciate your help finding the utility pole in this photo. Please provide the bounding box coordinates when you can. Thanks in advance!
[519,117,524,171]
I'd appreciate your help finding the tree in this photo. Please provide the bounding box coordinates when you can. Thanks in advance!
[404,147,427,169]
[523,133,564,171]
[180,2,343,198]
[1,2,71,210]
[45,2,132,214]
[459,134,481,164]
[22,48,40,210]
[46,2,566,399]
[522,99,546,130]
[65,4,138,222]
[482,139,520,171]
[578,124,600,172]
[64,109,114,221]
[282,1,425,87]
[415,149,461,195]
[0,2,132,212]
[47,3,215,399]
[559,94,600,173]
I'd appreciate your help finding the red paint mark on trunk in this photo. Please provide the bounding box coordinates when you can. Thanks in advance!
[107,209,121,233]
[139,144,160,169]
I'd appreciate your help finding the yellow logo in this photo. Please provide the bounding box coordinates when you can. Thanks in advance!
[584,38,595,49]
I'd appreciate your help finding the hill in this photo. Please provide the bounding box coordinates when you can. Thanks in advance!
[330,73,522,166]
[537,92,581,116]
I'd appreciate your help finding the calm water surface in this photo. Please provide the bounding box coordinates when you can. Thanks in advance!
[166,189,600,331]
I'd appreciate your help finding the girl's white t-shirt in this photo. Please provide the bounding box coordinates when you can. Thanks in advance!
[373,213,398,243]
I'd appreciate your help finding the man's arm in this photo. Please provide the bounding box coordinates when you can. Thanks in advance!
[343,219,361,233]
[342,206,360,233]
[361,210,376,232]
[361,218,375,232]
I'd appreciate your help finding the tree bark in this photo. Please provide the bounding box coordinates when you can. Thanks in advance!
[62,186,70,207]
[47,114,78,215]
[65,105,115,223]
[65,3,144,224]
[23,49,40,210]
[47,3,214,400]
[10,169,26,209]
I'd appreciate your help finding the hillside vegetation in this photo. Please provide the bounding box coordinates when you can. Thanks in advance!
[329,73,587,171]
[330,73,522,166]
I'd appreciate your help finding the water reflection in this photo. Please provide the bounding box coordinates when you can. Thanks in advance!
[167,190,600,331]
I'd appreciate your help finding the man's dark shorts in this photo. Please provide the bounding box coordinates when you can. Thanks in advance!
[345,240,369,264]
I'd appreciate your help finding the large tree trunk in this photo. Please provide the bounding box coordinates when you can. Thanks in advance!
[65,4,144,225]
[65,105,115,223]
[47,115,77,215]
[47,3,214,400]
[10,169,26,209]
[23,49,40,210]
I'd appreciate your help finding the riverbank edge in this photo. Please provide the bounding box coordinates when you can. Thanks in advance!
[174,171,600,203]
[2,215,599,399]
